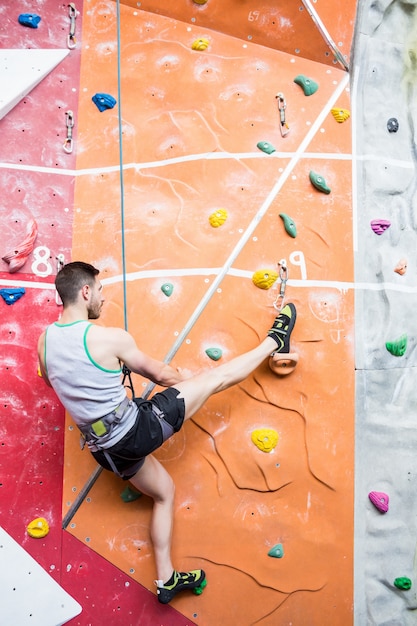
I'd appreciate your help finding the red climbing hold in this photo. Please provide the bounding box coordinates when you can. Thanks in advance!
[368,491,389,513]
[2,219,38,273]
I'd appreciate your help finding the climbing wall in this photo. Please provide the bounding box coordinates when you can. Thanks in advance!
[354,1,417,624]
[61,2,356,624]
[0,0,360,624]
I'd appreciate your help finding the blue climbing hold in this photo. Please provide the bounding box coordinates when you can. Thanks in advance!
[92,93,117,112]
[0,288,25,305]
[18,14,41,28]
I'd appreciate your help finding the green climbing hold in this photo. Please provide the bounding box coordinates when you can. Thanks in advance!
[120,486,142,502]
[309,170,331,194]
[161,283,174,297]
[394,577,412,590]
[192,577,208,595]
[279,213,297,238]
[205,348,222,361]
[386,334,407,357]
[294,74,319,96]
[268,543,284,558]
[257,141,276,154]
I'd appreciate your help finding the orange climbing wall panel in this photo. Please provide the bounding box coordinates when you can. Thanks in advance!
[62,2,355,624]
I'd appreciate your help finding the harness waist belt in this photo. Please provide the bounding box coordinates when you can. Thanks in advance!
[79,396,131,442]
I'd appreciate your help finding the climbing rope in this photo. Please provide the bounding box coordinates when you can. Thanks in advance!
[63,0,131,529]
[116,0,129,334]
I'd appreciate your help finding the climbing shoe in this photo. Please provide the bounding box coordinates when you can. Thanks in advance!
[155,569,206,604]
[267,303,296,353]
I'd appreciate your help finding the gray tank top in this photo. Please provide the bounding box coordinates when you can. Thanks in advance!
[44,320,136,448]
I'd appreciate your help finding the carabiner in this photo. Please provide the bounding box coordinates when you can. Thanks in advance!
[273,259,288,311]
[67,3,77,49]
[276,92,290,137]
[63,110,74,154]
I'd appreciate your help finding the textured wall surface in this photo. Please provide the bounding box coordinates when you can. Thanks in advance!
[0,0,359,624]
[354,1,417,624]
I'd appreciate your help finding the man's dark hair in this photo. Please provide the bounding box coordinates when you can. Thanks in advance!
[55,261,99,305]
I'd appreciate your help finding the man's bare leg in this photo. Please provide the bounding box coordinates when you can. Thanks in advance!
[129,455,175,583]
[176,336,277,420]
[175,303,296,419]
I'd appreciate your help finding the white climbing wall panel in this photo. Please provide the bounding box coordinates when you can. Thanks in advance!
[0,49,69,120]
[0,526,81,625]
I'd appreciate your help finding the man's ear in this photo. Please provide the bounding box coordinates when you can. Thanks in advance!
[81,284,90,300]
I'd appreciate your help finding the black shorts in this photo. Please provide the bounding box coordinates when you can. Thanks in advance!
[91,387,185,480]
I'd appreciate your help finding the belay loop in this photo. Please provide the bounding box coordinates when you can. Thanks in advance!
[273,259,288,312]
[122,364,135,399]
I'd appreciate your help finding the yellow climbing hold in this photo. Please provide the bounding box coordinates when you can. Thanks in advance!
[193,0,209,4]
[27,517,49,538]
[252,269,278,290]
[192,37,210,51]
[251,429,279,453]
[331,107,351,123]
[209,208,228,227]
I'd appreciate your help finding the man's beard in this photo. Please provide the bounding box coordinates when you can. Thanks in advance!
[87,303,101,319]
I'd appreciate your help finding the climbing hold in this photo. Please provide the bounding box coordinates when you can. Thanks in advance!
[251,428,279,453]
[0,288,25,305]
[370,219,390,235]
[294,75,319,96]
[120,486,142,502]
[309,171,331,194]
[268,543,284,558]
[387,118,399,133]
[269,352,299,376]
[252,269,278,290]
[279,213,297,238]
[257,141,276,155]
[394,258,407,275]
[92,93,117,112]
[161,283,174,297]
[205,347,222,361]
[394,577,412,590]
[331,108,350,123]
[27,517,49,538]
[368,491,389,513]
[386,334,407,357]
[18,14,41,28]
[193,0,209,4]
[191,38,210,51]
[209,208,228,228]
[192,578,208,595]
[2,218,38,273]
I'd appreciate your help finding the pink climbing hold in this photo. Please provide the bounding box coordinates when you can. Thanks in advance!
[368,491,389,513]
[2,218,38,273]
[370,219,390,235]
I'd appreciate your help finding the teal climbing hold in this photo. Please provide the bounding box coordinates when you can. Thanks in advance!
[394,577,412,590]
[268,543,284,558]
[0,288,25,304]
[257,141,276,154]
[120,486,142,502]
[386,334,407,357]
[309,171,331,194]
[161,283,174,297]
[294,74,319,96]
[279,213,297,238]
[205,348,222,361]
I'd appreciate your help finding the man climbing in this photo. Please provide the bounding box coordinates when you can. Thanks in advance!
[37,261,297,604]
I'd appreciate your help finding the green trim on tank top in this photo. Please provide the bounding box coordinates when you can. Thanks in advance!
[54,320,87,327]
[83,324,122,374]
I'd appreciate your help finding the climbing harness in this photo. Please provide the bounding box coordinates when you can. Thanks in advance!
[273,259,288,312]
[276,93,290,137]
[78,396,131,446]
[63,110,74,154]
[67,3,77,49]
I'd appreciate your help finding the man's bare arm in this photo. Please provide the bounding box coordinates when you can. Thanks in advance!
[37,332,52,387]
